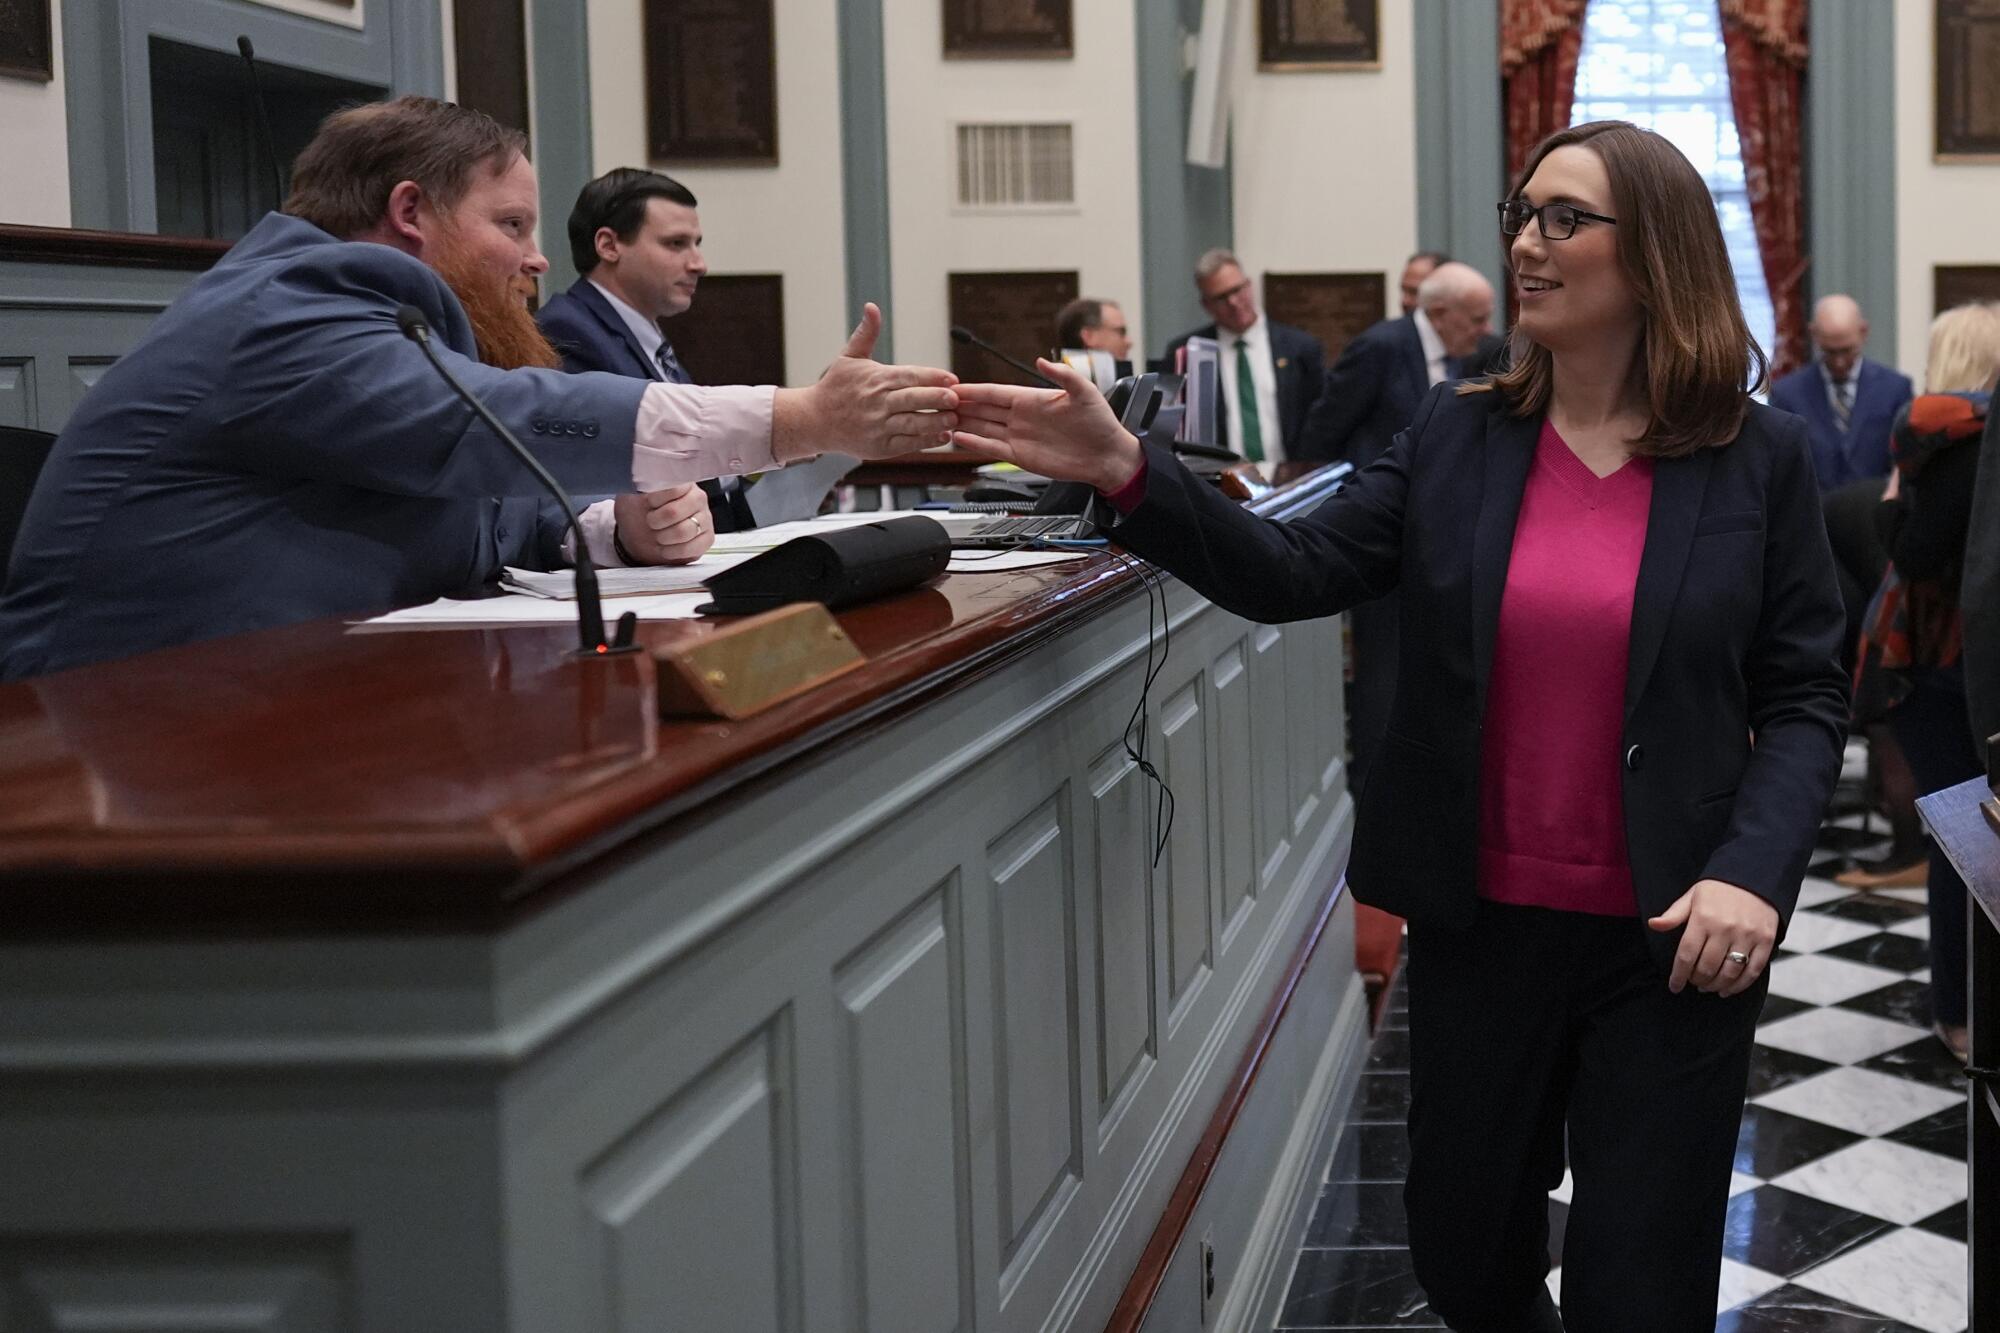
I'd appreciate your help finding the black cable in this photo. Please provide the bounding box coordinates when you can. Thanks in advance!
[947,535,1176,866]
[1104,547,1175,867]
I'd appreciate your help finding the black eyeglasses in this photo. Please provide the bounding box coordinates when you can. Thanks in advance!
[1498,199,1617,240]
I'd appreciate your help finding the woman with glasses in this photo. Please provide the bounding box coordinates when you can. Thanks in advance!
[949,120,1847,1332]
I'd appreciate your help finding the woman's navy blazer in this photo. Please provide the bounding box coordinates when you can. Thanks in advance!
[1113,383,1849,966]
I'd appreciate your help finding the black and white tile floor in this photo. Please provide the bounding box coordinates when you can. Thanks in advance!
[1277,745,1970,1331]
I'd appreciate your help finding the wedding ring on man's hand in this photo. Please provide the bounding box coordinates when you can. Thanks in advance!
[1724,951,1749,966]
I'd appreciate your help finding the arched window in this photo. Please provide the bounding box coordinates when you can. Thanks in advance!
[1570,0,1777,364]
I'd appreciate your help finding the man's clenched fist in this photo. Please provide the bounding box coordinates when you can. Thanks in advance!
[613,484,713,565]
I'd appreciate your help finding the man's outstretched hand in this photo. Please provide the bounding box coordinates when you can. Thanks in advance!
[772,303,960,463]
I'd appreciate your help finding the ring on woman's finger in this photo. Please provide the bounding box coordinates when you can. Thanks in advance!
[1724,950,1749,967]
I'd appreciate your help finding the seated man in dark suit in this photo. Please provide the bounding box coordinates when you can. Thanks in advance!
[537,168,754,531]
[0,97,956,680]
[1053,297,1133,362]
[1163,249,1325,464]
[1293,260,1495,793]
[1769,294,1913,490]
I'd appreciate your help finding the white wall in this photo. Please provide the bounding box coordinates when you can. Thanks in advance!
[244,0,365,29]
[882,0,1145,368]
[1229,0,1418,324]
[585,0,847,384]
[1893,0,2000,386]
[0,3,70,227]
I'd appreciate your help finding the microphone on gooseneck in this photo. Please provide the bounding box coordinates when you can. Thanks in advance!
[949,325,1059,387]
[395,305,638,658]
[236,36,285,212]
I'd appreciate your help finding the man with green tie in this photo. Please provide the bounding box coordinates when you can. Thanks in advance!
[1163,249,1326,465]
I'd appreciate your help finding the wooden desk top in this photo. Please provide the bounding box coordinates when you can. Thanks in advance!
[1918,776,2000,928]
[0,466,1346,932]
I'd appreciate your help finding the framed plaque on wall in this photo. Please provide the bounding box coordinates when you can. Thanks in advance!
[663,274,786,386]
[1936,264,2000,314]
[0,0,53,82]
[1259,0,1380,71]
[645,0,778,162]
[943,0,1072,58]
[947,271,1079,385]
[1936,0,2000,159]
[1263,272,1386,361]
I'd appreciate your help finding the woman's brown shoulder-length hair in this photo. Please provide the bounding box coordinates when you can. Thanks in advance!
[1464,120,1768,457]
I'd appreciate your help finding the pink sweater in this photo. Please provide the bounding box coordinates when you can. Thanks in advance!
[1476,420,1654,916]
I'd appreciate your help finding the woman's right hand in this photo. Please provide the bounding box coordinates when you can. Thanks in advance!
[951,357,1145,494]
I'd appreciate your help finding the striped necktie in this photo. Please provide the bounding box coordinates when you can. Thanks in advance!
[1833,379,1853,429]
[655,340,689,385]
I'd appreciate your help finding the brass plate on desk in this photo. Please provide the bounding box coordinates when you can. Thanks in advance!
[654,603,866,720]
[1984,796,2000,838]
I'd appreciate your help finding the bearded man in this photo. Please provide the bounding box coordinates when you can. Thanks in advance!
[0,97,956,680]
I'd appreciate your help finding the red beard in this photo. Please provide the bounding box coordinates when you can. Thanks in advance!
[431,232,561,371]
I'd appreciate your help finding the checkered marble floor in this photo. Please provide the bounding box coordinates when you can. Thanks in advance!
[1276,748,1969,1331]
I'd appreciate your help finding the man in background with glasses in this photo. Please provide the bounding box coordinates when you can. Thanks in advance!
[1162,249,1326,468]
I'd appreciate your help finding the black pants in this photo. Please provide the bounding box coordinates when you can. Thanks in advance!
[1404,901,1766,1333]
[1887,662,1980,1026]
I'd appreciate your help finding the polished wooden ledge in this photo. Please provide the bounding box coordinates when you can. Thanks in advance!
[0,223,232,271]
[0,464,1347,932]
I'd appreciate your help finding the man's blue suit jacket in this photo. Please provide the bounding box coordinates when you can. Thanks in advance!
[0,213,647,680]
[536,279,753,530]
[1293,314,1431,468]
[1768,358,1912,490]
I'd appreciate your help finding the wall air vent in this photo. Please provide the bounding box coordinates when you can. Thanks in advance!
[955,122,1076,209]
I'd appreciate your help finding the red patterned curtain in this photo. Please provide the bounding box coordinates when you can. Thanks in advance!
[1500,0,1591,184]
[1719,0,1810,376]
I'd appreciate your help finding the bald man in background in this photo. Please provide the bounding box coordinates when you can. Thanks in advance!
[1770,294,1913,490]
[1293,260,1495,795]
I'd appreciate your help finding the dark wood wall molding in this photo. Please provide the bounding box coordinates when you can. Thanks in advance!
[0,223,232,271]
[947,269,1079,385]
[663,273,786,385]
[452,0,532,140]
[644,0,779,162]
[1264,271,1387,362]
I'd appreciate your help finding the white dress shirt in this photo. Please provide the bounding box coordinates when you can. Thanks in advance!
[1216,317,1286,464]
[1413,309,1450,387]
[564,281,762,567]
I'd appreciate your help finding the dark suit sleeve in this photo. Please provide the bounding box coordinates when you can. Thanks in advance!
[1290,331,1327,441]
[214,246,646,502]
[1700,415,1851,920]
[1110,384,1450,624]
[1293,329,1383,464]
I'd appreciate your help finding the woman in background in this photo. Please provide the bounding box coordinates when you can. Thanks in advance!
[1863,301,2000,1061]
[948,121,1848,1332]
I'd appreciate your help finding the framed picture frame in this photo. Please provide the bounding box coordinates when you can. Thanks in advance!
[644,0,778,163]
[0,0,54,83]
[943,0,1072,59]
[1936,265,2000,315]
[1935,0,2000,161]
[1263,272,1387,362]
[1259,0,1380,72]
